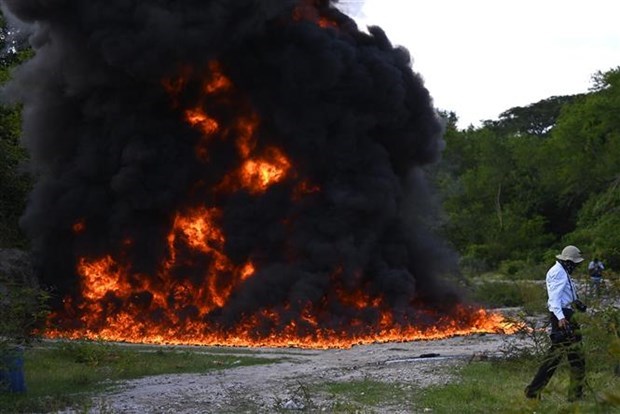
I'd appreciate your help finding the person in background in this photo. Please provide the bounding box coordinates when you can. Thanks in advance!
[525,245,586,401]
[588,257,605,296]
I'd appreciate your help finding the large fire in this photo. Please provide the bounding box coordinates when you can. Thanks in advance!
[44,55,517,349]
[50,248,516,348]
[4,0,519,349]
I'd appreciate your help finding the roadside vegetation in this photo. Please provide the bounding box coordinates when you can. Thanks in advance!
[302,273,619,413]
[419,355,619,413]
[419,270,620,413]
[0,341,277,413]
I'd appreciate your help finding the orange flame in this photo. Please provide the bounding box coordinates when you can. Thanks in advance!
[166,207,255,312]
[171,207,224,253]
[49,249,517,349]
[49,238,518,348]
[185,108,219,136]
[218,147,292,194]
[47,285,518,348]
[78,256,129,301]
[203,60,232,94]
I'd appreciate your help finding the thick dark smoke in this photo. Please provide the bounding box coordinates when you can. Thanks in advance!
[2,0,461,335]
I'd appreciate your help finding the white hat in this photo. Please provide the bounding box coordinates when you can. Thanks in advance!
[556,245,584,263]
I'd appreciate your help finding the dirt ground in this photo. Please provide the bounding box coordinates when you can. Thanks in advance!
[86,331,529,413]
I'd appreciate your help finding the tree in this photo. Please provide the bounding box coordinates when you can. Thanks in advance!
[483,95,583,138]
[435,68,620,271]
[0,12,31,248]
[436,120,553,269]
[565,182,620,268]
[538,67,620,235]
[551,67,620,266]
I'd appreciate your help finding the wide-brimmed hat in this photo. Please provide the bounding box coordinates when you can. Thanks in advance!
[556,245,584,263]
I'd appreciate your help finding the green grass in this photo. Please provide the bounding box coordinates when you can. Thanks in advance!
[453,273,620,413]
[0,340,278,413]
[467,278,548,317]
[312,378,413,413]
[419,357,620,414]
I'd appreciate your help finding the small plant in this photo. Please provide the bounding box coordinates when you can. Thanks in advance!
[57,340,121,367]
[0,273,49,348]
[273,380,316,412]
[0,272,49,393]
[499,311,550,359]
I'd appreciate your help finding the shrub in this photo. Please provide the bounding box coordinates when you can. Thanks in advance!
[469,279,546,313]
[0,272,49,350]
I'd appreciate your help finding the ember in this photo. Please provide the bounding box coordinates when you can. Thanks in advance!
[4,0,515,348]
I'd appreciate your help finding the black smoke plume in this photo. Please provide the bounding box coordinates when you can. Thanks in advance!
[2,0,462,341]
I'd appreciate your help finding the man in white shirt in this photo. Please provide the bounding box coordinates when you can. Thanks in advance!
[525,245,586,401]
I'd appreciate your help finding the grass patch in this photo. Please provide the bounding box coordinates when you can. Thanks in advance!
[419,357,620,413]
[0,340,278,413]
[313,378,412,413]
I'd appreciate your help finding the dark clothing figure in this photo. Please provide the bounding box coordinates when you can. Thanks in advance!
[525,245,586,401]
[588,258,605,296]
[525,309,585,400]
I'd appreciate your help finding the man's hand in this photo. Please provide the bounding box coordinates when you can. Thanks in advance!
[558,318,569,329]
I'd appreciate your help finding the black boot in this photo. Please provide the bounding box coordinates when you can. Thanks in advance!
[524,385,541,400]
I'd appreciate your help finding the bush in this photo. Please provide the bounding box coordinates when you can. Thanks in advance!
[469,279,546,311]
[564,184,620,269]
[0,272,49,350]
[498,260,549,281]
[459,255,491,276]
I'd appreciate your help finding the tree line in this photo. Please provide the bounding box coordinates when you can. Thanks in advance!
[0,13,31,249]
[434,67,620,272]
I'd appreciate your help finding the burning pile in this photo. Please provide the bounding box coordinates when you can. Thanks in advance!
[3,0,514,348]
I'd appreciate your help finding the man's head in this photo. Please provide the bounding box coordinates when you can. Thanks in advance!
[556,245,584,264]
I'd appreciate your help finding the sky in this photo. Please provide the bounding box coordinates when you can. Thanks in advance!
[339,0,620,129]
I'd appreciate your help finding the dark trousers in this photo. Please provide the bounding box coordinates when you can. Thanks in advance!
[526,309,585,399]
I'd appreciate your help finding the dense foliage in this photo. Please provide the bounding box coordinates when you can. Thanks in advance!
[436,67,620,271]
[0,272,49,351]
[0,14,30,248]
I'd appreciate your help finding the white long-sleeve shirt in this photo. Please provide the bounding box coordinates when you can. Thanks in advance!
[546,261,577,320]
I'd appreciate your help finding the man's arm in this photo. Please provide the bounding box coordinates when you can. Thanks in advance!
[547,269,567,322]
